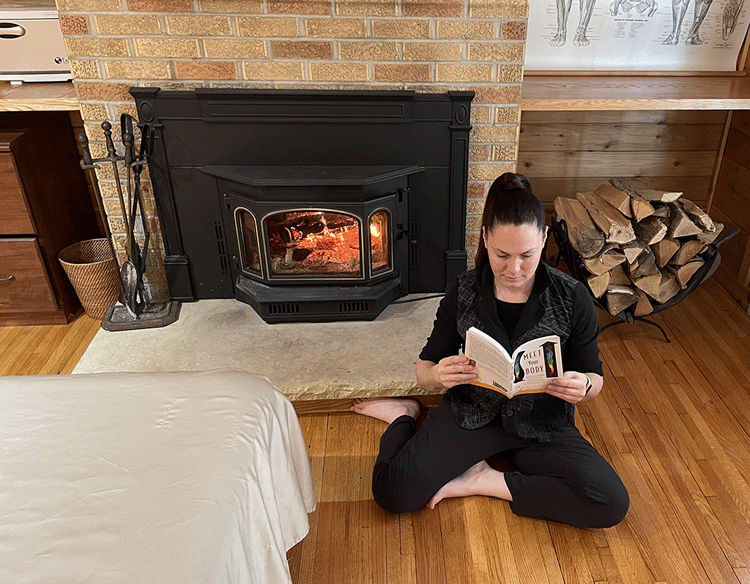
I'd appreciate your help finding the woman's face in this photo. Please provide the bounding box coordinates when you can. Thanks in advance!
[482,222,547,292]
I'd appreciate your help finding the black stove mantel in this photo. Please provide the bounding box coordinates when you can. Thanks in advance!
[131,87,473,322]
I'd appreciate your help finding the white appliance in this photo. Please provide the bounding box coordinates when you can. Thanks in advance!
[0,0,71,83]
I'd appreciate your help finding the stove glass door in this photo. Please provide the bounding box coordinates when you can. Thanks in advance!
[267,210,362,277]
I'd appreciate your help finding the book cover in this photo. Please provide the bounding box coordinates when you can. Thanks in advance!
[464,327,563,398]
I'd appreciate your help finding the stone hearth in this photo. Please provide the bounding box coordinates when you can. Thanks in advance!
[73,294,443,402]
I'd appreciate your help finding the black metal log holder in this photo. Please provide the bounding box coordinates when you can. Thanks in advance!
[79,116,180,331]
[550,217,738,343]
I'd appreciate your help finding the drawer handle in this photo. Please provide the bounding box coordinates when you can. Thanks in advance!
[1,275,16,282]
[0,23,26,39]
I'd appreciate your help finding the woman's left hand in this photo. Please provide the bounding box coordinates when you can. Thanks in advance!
[545,371,591,404]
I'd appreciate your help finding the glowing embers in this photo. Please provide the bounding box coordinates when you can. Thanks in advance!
[267,211,361,276]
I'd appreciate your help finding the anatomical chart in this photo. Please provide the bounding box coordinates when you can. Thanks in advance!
[525,0,750,71]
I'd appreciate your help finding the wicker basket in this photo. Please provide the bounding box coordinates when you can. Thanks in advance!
[58,238,121,320]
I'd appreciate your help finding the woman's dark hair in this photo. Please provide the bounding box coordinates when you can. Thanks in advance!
[475,172,546,270]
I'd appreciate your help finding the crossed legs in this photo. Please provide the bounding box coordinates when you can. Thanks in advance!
[353,397,629,528]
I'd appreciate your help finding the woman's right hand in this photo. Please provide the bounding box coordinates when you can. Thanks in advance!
[416,356,477,392]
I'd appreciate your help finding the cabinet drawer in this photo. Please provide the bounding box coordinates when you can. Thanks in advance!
[0,152,34,234]
[0,238,58,314]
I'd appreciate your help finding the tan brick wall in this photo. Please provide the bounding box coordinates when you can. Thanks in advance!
[56,0,527,299]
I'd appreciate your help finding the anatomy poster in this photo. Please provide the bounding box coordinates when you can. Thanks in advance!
[525,0,750,71]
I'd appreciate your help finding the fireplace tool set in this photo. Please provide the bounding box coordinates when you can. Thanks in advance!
[79,115,180,331]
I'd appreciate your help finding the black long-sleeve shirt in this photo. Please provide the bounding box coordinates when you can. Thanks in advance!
[418,261,603,439]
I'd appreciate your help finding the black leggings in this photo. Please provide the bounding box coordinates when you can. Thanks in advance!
[371,399,629,528]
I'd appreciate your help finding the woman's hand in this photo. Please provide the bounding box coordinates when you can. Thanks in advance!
[545,371,601,404]
[416,356,478,393]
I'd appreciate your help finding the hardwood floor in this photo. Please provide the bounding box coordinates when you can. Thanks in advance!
[288,279,750,584]
[0,313,100,376]
[3,279,750,583]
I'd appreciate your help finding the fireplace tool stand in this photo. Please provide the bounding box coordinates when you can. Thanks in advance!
[79,116,180,331]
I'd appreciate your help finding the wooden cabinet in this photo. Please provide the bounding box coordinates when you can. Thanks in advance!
[0,118,101,325]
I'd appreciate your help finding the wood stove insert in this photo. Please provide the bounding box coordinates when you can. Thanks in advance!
[206,164,420,322]
[130,88,473,322]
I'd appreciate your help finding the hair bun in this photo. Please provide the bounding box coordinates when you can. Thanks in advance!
[495,172,531,191]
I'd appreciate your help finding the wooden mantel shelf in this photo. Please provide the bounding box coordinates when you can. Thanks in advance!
[0,81,79,112]
[521,75,750,111]
[4,77,750,113]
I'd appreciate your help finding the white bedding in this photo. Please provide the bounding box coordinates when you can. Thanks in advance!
[0,369,316,584]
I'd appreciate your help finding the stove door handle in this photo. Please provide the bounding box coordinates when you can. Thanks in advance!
[396,223,416,243]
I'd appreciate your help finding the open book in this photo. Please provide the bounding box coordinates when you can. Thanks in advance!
[464,327,563,398]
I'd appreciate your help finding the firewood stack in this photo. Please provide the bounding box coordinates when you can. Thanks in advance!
[553,179,724,317]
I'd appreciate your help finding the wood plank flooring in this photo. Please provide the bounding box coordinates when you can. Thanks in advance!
[2,278,750,584]
[0,314,99,376]
[287,278,750,584]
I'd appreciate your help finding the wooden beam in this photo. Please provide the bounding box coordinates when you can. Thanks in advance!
[520,75,750,111]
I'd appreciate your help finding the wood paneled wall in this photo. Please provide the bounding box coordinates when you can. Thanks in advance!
[517,110,728,210]
[710,110,750,311]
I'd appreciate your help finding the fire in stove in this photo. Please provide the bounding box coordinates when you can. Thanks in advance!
[204,164,420,321]
[268,211,361,276]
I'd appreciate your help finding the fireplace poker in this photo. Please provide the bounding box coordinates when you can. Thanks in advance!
[120,113,152,304]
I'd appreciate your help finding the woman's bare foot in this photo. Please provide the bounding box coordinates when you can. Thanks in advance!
[427,460,512,509]
[350,398,421,425]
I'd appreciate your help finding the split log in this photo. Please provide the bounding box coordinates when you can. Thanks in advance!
[588,272,610,298]
[667,202,703,238]
[584,245,627,276]
[609,264,631,286]
[621,239,646,263]
[650,204,671,218]
[669,240,706,266]
[696,222,724,244]
[633,289,654,316]
[577,191,636,245]
[651,237,680,268]
[678,198,715,232]
[553,197,605,258]
[609,178,655,222]
[634,216,668,245]
[634,271,681,304]
[668,257,705,289]
[594,183,632,218]
[636,189,682,203]
[605,285,640,315]
[626,247,660,280]
[632,273,661,295]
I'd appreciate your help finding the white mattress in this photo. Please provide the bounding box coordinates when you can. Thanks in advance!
[0,369,316,584]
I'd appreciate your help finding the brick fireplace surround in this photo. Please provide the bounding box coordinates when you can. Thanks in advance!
[56,0,526,301]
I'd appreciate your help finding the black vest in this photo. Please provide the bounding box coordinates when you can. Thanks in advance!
[447,262,580,441]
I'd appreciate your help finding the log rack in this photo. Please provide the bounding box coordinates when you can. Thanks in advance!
[551,217,738,342]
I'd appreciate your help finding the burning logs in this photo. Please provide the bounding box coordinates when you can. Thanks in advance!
[554,179,722,317]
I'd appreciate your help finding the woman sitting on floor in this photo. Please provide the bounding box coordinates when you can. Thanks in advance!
[352,172,629,528]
